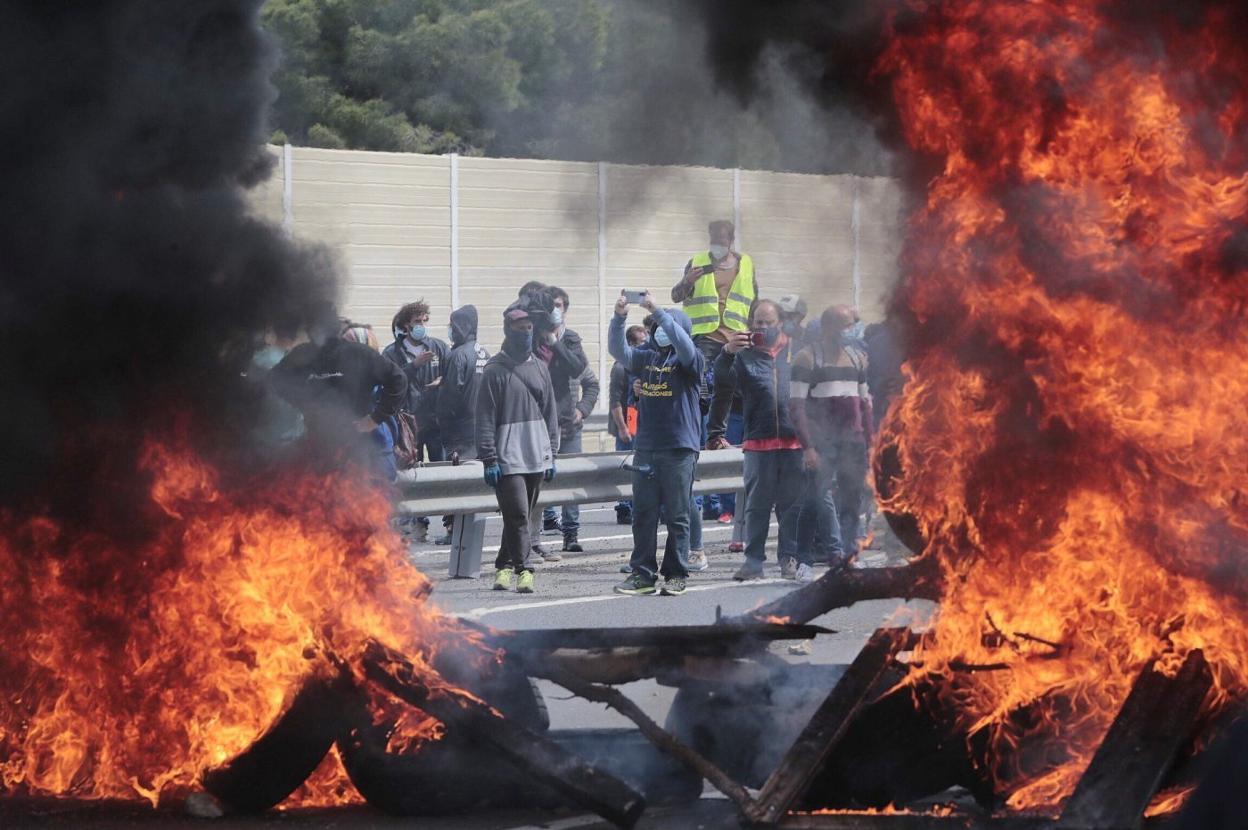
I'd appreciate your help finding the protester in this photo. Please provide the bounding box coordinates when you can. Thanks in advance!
[609,325,647,524]
[670,220,759,370]
[435,305,489,462]
[245,328,305,460]
[790,305,873,563]
[708,300,809,581]
[776,294,809,353]
[270,314,408,479]
[382,301,450,541]
[537,285,596,555]
[609,291,703,596]
[477,299,559,594]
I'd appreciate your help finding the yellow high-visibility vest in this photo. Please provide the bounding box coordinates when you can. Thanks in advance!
[683,252,755,336]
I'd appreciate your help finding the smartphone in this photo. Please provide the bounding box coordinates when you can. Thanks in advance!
[623,290,648,304]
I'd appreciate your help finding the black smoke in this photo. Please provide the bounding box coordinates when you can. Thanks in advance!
[0,1,338,526]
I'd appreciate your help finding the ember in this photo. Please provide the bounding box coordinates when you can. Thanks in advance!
[876,0,1248,814]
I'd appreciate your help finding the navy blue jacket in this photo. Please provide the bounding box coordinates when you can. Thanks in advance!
[707,343,798,445]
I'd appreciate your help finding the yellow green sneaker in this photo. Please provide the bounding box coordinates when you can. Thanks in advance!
[492,567,514,591]
[516,570,535,594]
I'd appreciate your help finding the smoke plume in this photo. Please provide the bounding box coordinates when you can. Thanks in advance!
[0,1,337,524]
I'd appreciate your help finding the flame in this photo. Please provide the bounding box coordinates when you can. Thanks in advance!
[877,0,1248,811]
[0,437,479,806]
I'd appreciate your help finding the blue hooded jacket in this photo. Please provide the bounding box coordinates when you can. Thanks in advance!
[608,307,704,452]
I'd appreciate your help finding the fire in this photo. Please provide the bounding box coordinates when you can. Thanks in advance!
[0,437,479,807]
[876,0,1248,811]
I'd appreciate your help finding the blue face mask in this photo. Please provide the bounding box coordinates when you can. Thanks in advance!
[755,326,780,346]
[654,327,671,349]
[550,307,563,326]
[408,324,427,341]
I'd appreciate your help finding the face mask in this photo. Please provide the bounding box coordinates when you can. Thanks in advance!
[447,326,455,341]
[503,327,534,360]
[407,325,427,342]
[709,244,730,260]
[654,327,671,349]
[550,307,563,326]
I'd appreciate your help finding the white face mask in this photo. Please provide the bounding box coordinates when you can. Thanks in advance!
[551,307,563,326]
[709,244,730,260]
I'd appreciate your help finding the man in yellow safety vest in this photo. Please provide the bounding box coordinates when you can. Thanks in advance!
[670,220,759,368]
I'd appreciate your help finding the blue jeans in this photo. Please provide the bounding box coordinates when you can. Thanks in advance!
[543,427,583,533]
[743,449,805,564]
[630,448,696,581]
[716,411,745,515]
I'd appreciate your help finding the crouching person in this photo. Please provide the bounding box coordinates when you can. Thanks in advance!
[477,300,559,594]
[609,290,704,597]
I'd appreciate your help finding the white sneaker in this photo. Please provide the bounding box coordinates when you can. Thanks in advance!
[795,562,815,583]
[688,549,708,572]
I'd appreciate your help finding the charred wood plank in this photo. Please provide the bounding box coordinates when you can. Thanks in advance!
[778,815,1049,830]
[1056,649,1213,830]
[740,560,941,627]
[361,639,646,829]
[746,628,913,826]
[487,622,830,654]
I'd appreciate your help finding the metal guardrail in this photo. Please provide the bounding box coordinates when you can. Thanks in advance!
[396,448,744,516]
[395,449,745,578]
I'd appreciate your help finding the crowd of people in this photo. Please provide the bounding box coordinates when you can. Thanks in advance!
[252,218,902,597]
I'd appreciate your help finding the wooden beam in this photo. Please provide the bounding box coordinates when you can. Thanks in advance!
[778,814,1049,830]
[1055,649,1213,830]
[360,639,646,829]
[740,560,941,627]
[487,622,830,654]
[746,628,913,826]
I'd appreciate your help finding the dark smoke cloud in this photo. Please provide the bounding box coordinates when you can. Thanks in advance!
[0,1,338,523]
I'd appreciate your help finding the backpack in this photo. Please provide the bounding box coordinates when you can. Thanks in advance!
[391,410,421,470]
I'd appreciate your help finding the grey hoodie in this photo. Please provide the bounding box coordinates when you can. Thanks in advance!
[476,349,560,474]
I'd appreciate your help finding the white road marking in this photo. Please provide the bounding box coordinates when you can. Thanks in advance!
[454,576,790,620]
[409,521,764,558]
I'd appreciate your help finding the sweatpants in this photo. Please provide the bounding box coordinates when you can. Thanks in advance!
[494,472,543,573]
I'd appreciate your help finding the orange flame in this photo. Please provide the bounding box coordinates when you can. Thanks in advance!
[0,438,475,807]
[877,0,1248,811]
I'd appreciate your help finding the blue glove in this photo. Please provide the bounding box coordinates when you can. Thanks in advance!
[544,461,556,482]
[484,463,502,488]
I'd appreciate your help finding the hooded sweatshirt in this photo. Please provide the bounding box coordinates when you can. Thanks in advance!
[608,307,704,452]
[436,305,490,455]
[476,347,560,475]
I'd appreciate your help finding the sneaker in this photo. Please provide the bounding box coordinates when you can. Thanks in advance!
[795,562,815,583]
[687,550,709,572]
[788,640,814,655]
[619,563,633,574]
[614,573,657,595]
[733,560,765,581]
[529,545,546,565]
[492,568,514,591]
[516,570,535,594]
[780,557,798,580]
[541,548,562,562]
[717,513,734,524]
[661,577,687,596]
[728,541,745,554]
[412,524,429,544]
[542,516,562,534]
[562,533,583,553]
[615,508,633,525]
[434,533,453,546]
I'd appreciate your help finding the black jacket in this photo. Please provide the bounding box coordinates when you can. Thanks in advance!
[538,328,592,432]
[270,339,407,436]
[382,333,449,434]
[436,305,490,455]
[707,343,798,445]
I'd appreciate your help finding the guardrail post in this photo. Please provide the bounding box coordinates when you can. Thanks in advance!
[449,512,487,578]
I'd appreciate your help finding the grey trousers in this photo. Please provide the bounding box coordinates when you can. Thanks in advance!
[495,472,543,572]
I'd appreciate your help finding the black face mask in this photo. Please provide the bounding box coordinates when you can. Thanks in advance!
[502,327,533,361]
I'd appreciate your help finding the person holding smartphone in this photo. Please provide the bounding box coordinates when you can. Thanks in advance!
[707,299,809,581]
[670,220,760,375]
